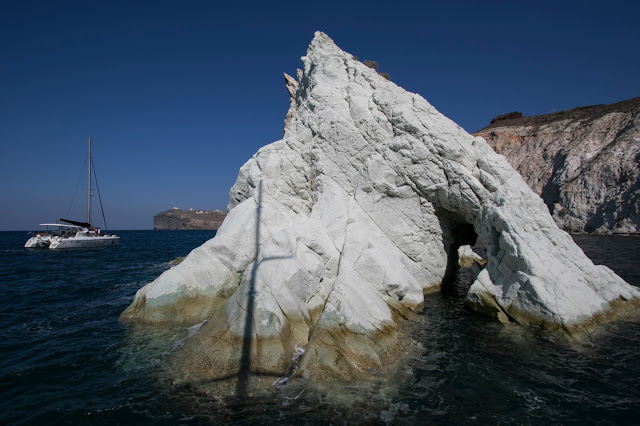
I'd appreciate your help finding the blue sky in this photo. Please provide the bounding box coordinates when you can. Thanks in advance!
[1,1,639,230]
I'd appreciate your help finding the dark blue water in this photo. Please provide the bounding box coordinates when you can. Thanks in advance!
[0,231,639,425]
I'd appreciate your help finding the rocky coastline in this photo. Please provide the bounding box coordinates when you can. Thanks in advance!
[153,208,227,230]
[474,97,640,234]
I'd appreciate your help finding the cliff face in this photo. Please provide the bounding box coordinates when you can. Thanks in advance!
[153,209,227,230]
[475,97,640,233]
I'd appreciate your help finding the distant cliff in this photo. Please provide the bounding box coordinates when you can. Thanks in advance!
[474,97,640,233]
[153,208,227,230]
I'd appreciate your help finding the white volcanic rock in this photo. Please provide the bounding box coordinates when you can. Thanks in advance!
[122,32,640,381]
[282,72,299,136]
[475,98,640,234]
[458,245,486,268]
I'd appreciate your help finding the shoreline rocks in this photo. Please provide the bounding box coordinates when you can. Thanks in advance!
[474,97,640,234]
[153,208,227,230]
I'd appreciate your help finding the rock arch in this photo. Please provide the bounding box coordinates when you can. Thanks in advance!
[122,32,639,383]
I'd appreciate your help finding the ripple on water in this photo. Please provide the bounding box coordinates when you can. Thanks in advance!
[0,231,639,424]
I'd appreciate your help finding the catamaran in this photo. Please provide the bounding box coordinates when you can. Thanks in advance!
[24,138,120,249]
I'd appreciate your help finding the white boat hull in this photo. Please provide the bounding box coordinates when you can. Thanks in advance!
[49,234,120,249]
[24,235,52,248]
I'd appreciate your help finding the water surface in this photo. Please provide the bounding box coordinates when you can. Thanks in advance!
[0,231,638,424]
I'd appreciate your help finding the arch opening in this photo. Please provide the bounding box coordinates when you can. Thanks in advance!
[437,214,484,298]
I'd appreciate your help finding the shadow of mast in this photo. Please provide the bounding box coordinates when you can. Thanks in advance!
[235,180,263,399]
[233,181,293,405]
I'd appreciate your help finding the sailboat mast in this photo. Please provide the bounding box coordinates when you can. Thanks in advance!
[88,137,91,226]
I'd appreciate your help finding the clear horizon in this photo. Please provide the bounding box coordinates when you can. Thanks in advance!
[2,1,639,231]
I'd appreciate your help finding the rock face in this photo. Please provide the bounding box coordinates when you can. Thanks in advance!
[153,208,227,230]
[122,32,639,383]
[475,98,640,233]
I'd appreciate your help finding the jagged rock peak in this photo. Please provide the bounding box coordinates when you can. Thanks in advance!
[282,72,299,136]
[122,32,639,384]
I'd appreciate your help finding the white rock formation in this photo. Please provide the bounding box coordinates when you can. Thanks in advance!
[458,245,486,268]
[122,32,640,381]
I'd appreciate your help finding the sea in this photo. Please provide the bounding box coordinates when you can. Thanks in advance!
[1,230,639,425]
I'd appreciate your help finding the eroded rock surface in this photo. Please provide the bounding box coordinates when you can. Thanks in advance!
[475,98,640,233]
[122,32,640,383]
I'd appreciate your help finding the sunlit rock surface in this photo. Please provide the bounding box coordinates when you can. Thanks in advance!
[475,97,640,234]
[122,32,640,382]
[458,245,486,268]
